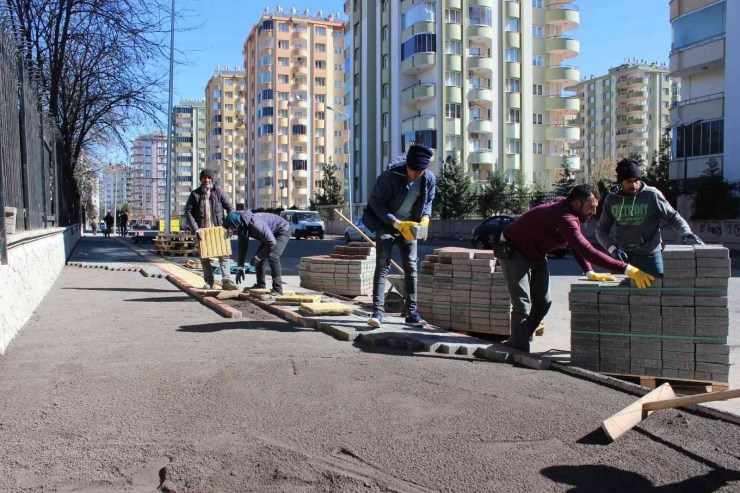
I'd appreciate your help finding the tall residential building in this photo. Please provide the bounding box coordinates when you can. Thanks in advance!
[243,9,347,209]
[344,0,581,201]
[99,165,132,216]
[173,98,207,217]
[669,0,737,181]
[205,66,247,209]
[568,61,677,174]
[130,132,169,222]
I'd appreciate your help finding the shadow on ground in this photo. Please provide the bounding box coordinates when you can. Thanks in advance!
[177,320,305,333]
[125,296,193,303]
[63,287,180,293]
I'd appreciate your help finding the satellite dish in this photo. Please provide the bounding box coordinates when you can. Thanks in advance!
[291,7,297,14]
[316,10,322,17]
[277,5,282,12]
[304,8,310,16]
[264,6,269,13]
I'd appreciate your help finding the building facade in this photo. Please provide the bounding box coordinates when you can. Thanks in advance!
[130,132,169,223]
[344,0,581,201]
[99,165,132,218]
[173,99,207,217]
[205,67,247,209]
[568,61,677,175]
[243,8,347,209]
[669,0,736,181]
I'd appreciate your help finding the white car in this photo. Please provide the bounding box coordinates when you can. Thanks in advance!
[280,210,326,239]
[344,218,375,243]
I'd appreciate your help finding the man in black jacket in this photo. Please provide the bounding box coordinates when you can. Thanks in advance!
[184,169,238,290]
[223,210,290,296]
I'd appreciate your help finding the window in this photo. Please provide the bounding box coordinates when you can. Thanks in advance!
[662,101,670,109]
[334,47,342,54]
[533,113,543,125]
[445,103,461,119]
[279,126,288,135]
[603,79,611,87]
[533,0,543,8]
[315,26,326,36]
[334,80,344,88]
[260,71,273,84]
[672,2,726,52]
[212,102,221,110]
[315,129,325,137]
[506,78,520,93]
[662,88,670,96]
[315,111,325,120]
[211,115,221,123]
[354,74,360,87]
[588,109,595,116]
[506,49,519,62]
[278,40,289,49]
[383,113,390,127]
[401,33,436,60]
[604,117,611,125]
[505,18,519,32]
[279,23,289,32]
[315,77,326,86]
[225,116,233,123]
[316,146,325,154]
[402,2,436,30]
[401,130,437,149]
[588,96,595,103]
[445,71,461,87]
[382,0,389,12]
[212,89,222,98]
[315,43,326,52]
[445,135,462,151]
[279,57,289,66]
[257,106,274,119]
[469,6,492,26]
[604,105,611,112]
[533,55,544,67]
[292,160,308,171]
[278,110,288,118]
[257,124,273,137]
[278,92,289,101]
[445,8,462,24]
[382,55,389,69]
[533,84,543,96]
[532,25,543,38]
[506,109,520,123]
[445,40,462,55]
[315,60,326,70]
[506,139,521,154]
[292,124,307,135]
[588,83,595,91]
[334,130,342,138]
[259,54,273,67]
[257,89,273,103]
[603,92,611,100]
[383,27,389,40]
[278,74,289,84]
[533,143,543,155]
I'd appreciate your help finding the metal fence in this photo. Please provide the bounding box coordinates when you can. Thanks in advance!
[0,18,60,264]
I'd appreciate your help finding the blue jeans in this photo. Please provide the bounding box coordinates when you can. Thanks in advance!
[626,251,664,278]
[372,226,418,315]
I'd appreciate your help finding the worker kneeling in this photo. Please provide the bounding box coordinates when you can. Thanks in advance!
[223,210,290,296]
[362,144,436,329]
[497,184,655,353]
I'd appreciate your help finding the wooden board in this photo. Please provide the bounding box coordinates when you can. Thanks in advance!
[601,383,676,441]
[601,372,730,393]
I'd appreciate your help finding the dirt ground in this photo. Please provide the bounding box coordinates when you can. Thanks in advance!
[1,267,740,492]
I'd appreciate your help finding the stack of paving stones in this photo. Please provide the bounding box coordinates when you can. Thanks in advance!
[570,244,731,384]
[417,248,510,335]
[299,242,375,296]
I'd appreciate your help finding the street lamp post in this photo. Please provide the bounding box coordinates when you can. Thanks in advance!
[326,105,351,221]
[164,0,176,234]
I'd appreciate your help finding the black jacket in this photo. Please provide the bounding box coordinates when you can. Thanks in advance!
[231,211,290,266]
[184,186,234,232]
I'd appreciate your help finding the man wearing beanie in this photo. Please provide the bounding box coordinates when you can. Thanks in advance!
[362,144,436,328]
[185,168,238,290]
[596,158,703,277]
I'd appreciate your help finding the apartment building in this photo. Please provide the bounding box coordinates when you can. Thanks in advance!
[344,0,581,200]
[130,132,169,222]
[243,8,347,209]
[173,98,207,217]
[568,61,677,174]
[205,66,247,209]
[99,165,133,217]
[669,0,738,181]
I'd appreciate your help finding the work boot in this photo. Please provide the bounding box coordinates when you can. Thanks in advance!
[221,280,238,291]
[270,291,283,297]
[367,311,383,328]
[250,283,267,289]
[202,282,215,290]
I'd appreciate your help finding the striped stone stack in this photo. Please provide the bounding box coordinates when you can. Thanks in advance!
[417,248,511,335]
[570,244,731,384]
[300,242,375,296]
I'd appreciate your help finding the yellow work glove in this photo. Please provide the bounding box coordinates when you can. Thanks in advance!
[626,265,655,289]
[586,271,617,282]
[393,220,417,241]
[420,217,430,227]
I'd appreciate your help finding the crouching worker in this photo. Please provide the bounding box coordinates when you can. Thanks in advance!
[223,210,290,296]
[361,144,436,328]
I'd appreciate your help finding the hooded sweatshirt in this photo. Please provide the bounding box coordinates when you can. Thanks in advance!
[223,211,289,266]
[596,183,690,255]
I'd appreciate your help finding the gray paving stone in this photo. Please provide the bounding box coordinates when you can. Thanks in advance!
[697,267,731,278]
[696,306,730,317]
[661,307,694,317]
[599,304,630,315]
[693,245,730,258]
[663,260,696,269]
[694,371,712,380]
[661,369,679,378]
[632,358,662,369]
[662,325,695,336]
[599,294,629,305]
[661,296,695,307]
[696,258,731,268]
[694,325,729,338]
[695,296,729,307]
[631,323,662,334]
[601,356,630,367]
[631,349,661,360]
[662,341,694,352]
[629,296,661,306]
[713,373,730,383]
[696,352,730,364]
[678,370,696,379]
[600,336,630,349]
[631,338,662,351]
[695,277,729,288]
[630,305,661,316]
[696,343,730,354]
[662,351,694,362]
[570,302,599,313]
[696,362,730,374]
[600,321,630,333]
[662,360,694,371]
[569,292,598,304]
[662,316,695,326]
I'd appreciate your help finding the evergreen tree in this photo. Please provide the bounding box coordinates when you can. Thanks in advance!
[693,157,740,219]
[645,128,671,185]
[553,156,577,196]
[434,152,476,219]
[506,170,530,215]
[313,158,345,207]
[478,166,508,217]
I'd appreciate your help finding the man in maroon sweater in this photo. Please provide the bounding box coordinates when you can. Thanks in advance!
[499,184,654,352]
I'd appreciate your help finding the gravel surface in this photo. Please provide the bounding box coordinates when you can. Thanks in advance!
[1,267,739,492]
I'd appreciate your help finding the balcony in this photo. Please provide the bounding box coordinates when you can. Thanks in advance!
[469,25,494,42]
[258,169,274,179]
[616,104,648,116]
[468,118,493,134]
[294,186,308,196]
[504,0,520,18]
[628,145,648,153]
[293,169,308,178]
[616,117,647,129]
[445,23,461,41]
[505,153,520,171]
[401,52,436,75]
[291,64,308,76]
[506,61,521,78]
[628,131,649,141]
[292,28,307,38]
[545,3,579,31]
[545,65,580,84]
[402,83,436,104]
[292,47,308,57]
[293,134,308,143]
[506,91,521,109]
[468,149,494,165]
[547,154,580,171]
[670,36,725,79]
[545,36,579,58]
[401,114,436,134]
[505,31,520,49]
[545,95,580,114]
[468,86,492,102]
[402,21,436,40]
[545,124,580,142]
[670,92,724,124]
[616,77,647,90]
[616,91,647,103]
[468,55,493,73]
[571,116,585,125]
[570,141,585,149]
[258,150,273,161]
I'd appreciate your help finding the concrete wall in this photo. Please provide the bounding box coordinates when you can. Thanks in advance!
[0,225,81,354]
[724,0,740,182]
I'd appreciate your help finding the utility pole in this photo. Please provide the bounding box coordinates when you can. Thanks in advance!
[164,0,176,234]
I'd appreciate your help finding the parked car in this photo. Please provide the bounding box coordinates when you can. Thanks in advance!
[344,219,375,243]
[471,215,568,258]
[280,210,326,239]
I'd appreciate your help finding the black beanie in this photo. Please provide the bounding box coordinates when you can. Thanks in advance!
[406,144,433,171]
[200,168,215,180]
[616,159,641,183]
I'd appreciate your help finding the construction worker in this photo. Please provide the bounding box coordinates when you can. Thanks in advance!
[120,210,129,237]
[103,212,114,238]
[498,184,655,353]
[223,210,291,296]
[362,144,436,328]
[185,168,238,291]
[596,158,703,277]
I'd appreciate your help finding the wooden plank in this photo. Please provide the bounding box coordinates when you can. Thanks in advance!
[643,388,740,412]
[601,383,676,441]
[601,372,727,390]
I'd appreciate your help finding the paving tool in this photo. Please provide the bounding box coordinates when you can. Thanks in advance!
[602,383,740,441]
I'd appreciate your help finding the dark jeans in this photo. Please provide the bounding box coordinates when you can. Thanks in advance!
[255,226,290,294]
[372,226,418,315]
[626,250,664,278]
[499,249,552,353]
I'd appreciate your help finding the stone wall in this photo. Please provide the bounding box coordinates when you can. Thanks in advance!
[0,225,81,354]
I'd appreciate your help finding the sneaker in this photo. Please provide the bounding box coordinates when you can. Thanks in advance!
[221,280,238,291]
[405,312,427,327]
[250,283,267,290]
[270,291,283,297]
[202,282,214,290]
[367,311,383,328]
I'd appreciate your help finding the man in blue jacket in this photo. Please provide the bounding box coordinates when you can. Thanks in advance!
[223,210,291,296]
[362,144,436,328]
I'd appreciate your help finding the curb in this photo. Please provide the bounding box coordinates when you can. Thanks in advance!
[166,274,243,319]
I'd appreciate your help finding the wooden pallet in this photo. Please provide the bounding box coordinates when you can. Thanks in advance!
[601,373,730,393]
[160,250,198,257]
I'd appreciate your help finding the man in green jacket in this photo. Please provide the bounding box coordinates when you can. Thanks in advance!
[596,158,703,277]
